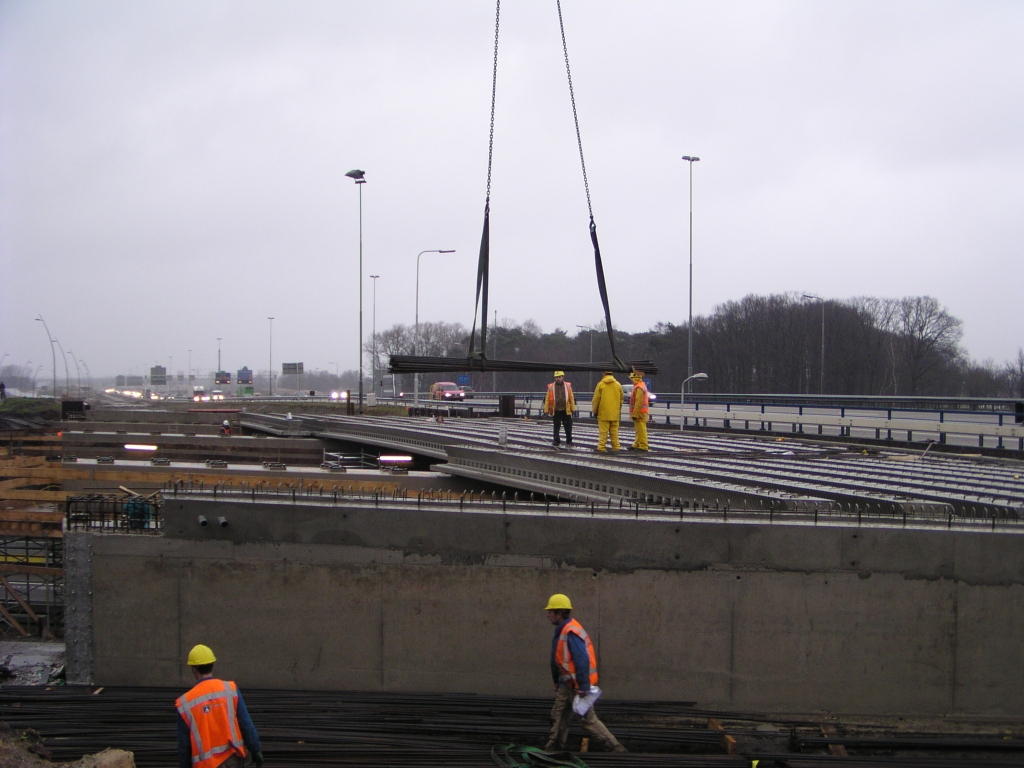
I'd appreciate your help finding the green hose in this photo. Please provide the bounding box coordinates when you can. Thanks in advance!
[491,744,589,768]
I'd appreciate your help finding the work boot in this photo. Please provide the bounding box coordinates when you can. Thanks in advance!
[611,744,628,753]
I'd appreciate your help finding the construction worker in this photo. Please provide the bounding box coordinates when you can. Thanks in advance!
[543,371,575,449]
[591,371,623,452]
[219,420,231,437]
[177,644,264,768]
[628,371,649,451]
[544,594,626,753]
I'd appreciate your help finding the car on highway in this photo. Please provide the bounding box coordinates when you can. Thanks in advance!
[430,381,465,401]
[458,385,475,399]
[622,384,657,402]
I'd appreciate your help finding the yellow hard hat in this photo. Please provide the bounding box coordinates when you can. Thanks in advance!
[187,644,217,666]
[554,371,565,377]
[545,593,573,611]
[629,371,643,380]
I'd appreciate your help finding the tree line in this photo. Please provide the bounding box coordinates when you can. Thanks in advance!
[367,294,1024,397]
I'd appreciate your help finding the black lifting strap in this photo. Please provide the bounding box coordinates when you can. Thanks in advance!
[557,0,624,370]
[469,0,501,361]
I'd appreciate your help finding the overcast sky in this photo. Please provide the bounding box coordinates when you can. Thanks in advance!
[2,0,1022,379]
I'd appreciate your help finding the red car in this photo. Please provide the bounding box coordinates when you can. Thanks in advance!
[430,382,465,400]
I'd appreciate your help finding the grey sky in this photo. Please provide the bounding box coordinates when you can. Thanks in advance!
[2,1,1022,379]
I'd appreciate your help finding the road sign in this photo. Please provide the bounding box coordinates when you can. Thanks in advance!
[457,374,470,386]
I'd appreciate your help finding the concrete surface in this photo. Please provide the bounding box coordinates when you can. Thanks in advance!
[67,497,1024,715]
[0,640,64,685]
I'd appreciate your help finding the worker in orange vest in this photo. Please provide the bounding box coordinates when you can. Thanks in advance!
[544,594,627,753]
[628,371,649,451]
[543,371,576,449]
[176,644,264,768]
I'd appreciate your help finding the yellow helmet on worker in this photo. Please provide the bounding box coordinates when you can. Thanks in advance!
[629,371,643,381]
[187,644,217,666]
[545,593,573,611]
[553,370,565,377]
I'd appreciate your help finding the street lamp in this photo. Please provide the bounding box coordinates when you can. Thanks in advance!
[681,156,700,387]
[217,338,222,373]
[802,294,825,395]
[35,316,57,400]
[680,372,708,431]
[576,325,595,392]
[66,349,82,397]
[81,359,92,396]
[370,275,380,397]
[53,337,70,397]
[414,249,456,405]
[268,317,275,396]
[345,169,367,413]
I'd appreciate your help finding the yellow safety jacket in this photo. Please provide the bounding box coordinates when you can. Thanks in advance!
[591,375,623,421]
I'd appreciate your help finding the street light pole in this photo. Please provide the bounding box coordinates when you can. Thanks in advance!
[53,338,70,396]
[681,156,700,391]
[217,338,221,373]
[680,372,708,431]
[81,359,92,396]
[268,317,275,396]
[67,349,82,397]
[35,316,57,400]
[802,294,825,394]
[345,169,367,413]
[370,275,380,397]
[576,325,594,392]
[414,249,456,405]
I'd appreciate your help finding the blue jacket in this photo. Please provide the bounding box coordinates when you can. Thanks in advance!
[177,680,261,768]
[550,617,592,693]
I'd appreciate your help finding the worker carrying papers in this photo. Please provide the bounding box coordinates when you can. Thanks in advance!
[572,686,602,717]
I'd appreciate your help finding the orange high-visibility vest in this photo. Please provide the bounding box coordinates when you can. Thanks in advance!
[545,381,575,415]
[556,618,598,689]
[630,381,649,417]
[176,679,247,768]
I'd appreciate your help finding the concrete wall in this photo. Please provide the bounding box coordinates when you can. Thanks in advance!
[69,497,1024,715]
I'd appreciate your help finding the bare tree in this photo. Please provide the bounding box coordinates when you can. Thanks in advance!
[894,296,963,395]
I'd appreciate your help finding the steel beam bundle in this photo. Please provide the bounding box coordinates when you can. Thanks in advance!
[388,356,660,375]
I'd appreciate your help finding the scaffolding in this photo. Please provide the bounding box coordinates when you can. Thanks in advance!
[0,534,62,638]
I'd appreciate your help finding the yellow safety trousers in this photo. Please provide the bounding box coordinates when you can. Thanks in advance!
[597,420,620,451]
[631,418,649,451]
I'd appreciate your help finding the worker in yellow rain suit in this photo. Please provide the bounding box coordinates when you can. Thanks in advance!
[591,371,623,452]
[628,371,649,451]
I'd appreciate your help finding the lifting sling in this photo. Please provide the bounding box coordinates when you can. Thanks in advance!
[391,1,656,376]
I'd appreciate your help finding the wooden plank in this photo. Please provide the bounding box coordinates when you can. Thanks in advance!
[0,490,69,502]
[0,510,63,523]
[0,564,63,577]
[0,456,47,469]
[0,478,41,491]
[820,724,849,757]
[0,573,39,622]
[0,601,28,636]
